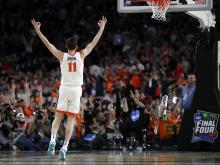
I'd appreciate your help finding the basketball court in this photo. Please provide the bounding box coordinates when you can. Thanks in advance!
[0,151,220,164]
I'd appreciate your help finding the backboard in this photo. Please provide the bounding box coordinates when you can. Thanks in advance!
[117,0,213,13]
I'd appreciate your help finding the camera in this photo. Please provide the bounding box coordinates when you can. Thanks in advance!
[121,85,134,98]
[101,100,111,111]
[1,103,11,111]
[0,103,13,121]
[35,111,44,120]
[1,111,9,121]
[0,123,11,137]
[48,111,55,120]
[93,98,102,109]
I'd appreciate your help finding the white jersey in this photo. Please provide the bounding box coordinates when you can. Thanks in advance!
[60,52,84,86]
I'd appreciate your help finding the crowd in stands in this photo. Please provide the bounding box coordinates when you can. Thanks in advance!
[0,0,205,151]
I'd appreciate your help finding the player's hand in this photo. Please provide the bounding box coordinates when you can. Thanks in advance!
[31,19,41,32]
[98,16,107,29]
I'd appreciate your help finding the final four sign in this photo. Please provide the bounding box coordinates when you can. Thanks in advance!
[192,110,219,143]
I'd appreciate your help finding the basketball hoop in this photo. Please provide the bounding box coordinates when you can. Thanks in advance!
[146,0,171,21]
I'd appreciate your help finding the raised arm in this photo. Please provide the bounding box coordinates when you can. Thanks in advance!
[31,19,64,62]
[80,16,107,60]
[24,82,30,108]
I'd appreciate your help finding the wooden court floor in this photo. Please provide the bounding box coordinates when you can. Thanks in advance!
[0,151,219,165]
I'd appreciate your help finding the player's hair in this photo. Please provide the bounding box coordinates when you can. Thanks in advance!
[66,36,78,50]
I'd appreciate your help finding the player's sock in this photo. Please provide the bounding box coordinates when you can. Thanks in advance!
[50,134,56,143]
[61,140,69,151]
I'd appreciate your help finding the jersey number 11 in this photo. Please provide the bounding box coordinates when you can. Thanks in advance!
[68,62,77,72]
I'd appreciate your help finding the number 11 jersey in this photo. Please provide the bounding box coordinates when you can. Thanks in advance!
[60,52,84,86]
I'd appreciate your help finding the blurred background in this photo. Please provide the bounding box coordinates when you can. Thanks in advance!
[0,0,219,151]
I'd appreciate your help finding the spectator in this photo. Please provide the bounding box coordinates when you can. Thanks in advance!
[19,110,51,151]
[180,74,196,110]
[119,88,150,146]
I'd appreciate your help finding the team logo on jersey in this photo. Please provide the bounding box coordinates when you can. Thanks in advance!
[192,110,219,143]
[67,56,76,61]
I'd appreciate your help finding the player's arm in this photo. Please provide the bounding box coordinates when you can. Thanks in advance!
[31,19,64,62]
[80,16,107,60]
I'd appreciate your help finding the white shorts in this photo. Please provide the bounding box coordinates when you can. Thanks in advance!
[56,85,82,116]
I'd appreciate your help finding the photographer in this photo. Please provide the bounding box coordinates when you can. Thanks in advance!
[13,112,28,135]
[19,109,51,151]
[119,86,150,146]
[0,123,12,150]
[82,98,108,150]
[91,98,106,136]
[0,103,16,150]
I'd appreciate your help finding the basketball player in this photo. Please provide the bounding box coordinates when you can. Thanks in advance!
[31,16,107,160]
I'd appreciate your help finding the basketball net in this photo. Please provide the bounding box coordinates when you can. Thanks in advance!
[146,0,171,21]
